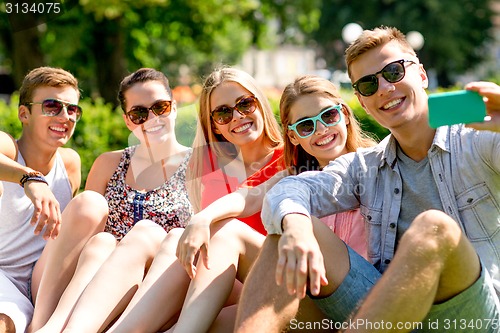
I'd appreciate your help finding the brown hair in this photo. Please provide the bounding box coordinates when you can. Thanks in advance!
[118,68,172,112]
[19,67,80,106]
[188,66,283,211]
[280,75,376,173]
[345,26,416,80]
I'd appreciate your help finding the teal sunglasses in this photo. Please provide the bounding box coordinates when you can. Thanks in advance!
[288,104,343,139]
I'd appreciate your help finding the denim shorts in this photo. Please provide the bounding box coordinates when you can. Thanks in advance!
[312,246,500,333]
[419,264,500,332]
[312,245,381,323]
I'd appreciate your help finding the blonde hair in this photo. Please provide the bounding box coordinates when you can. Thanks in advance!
[188,66,283,211]
[345,26,416,80]
[280,75,376,173]
[19,67,80,107]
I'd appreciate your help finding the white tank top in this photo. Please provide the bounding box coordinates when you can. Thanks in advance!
[0,151,73,298]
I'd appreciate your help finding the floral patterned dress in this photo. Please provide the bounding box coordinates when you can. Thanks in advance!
[104,146,193,240]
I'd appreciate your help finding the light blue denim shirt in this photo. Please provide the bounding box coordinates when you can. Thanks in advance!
[262,124,500,295]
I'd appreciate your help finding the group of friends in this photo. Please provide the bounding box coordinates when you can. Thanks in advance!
[0,26,498,333]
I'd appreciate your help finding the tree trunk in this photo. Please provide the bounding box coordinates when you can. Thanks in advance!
[92,18,127,109]
[9,15,45,87]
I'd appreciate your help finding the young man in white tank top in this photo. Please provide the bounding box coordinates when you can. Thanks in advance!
[0,67,82,333]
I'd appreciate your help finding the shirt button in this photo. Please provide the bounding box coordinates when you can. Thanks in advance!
[384,259,391,264]
[394,188,400,194]
[389,223,396,229]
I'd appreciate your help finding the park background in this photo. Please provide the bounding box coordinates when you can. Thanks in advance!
[0,0,499,189]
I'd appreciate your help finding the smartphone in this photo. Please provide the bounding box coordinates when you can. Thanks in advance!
[428,90,486,128]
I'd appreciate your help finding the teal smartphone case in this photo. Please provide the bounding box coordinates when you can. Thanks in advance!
[428,90,486,128]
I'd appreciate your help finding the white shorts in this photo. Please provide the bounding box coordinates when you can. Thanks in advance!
[0,271,33,332]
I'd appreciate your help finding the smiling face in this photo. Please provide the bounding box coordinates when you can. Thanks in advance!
[350,41,429,133]
[20,85,79,148]
[210,81,265,149]
[287,95,349,168]
[123,80,176,145]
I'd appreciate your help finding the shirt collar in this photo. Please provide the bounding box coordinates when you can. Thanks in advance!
[380,125,454,169]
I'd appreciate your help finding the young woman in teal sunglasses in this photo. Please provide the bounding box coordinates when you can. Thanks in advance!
[172,75,377,332]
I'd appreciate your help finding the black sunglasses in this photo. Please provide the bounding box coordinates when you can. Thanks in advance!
[126,100,172,125]
[352,59,416,97]
[211,95,258,125]
[25,98,82,122]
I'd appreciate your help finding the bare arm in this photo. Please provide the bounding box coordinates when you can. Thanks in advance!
[0,131,31,182]
[0,131,64,239]
[84,151,122,195]
[177,169,289,278]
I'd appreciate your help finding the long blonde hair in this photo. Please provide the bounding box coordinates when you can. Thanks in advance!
[188,66,283,211]
[280,75,376,174]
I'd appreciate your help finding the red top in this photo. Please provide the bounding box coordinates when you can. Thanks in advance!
[201,147,284,235]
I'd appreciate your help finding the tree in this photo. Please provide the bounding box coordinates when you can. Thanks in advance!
[311,0,494,87]
[0,0,320,106]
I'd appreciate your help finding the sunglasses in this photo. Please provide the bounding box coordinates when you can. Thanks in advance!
[25,99,82,122]
[288,105,343,139]
[211,95,258,125]
[126,100,172,125]
[352,59,416,97]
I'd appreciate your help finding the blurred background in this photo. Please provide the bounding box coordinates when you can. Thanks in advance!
[0,0,498,188]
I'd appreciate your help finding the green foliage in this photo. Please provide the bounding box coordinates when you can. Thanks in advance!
[312,0,493,87]
[339,90,390,141]
[0,96,22,136]
[66,99,130,185]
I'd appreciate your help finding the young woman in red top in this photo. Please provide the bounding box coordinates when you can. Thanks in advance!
[188,66,284,234]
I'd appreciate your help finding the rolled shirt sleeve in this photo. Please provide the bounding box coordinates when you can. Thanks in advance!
[262,153,362,234]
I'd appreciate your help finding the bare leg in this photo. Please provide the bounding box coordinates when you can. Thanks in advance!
[344,210,480,333]
[35,233,117,333]
[107,228,190,333]
[235,218,350,333]
[62,220,167,333]
[29,191,109,332]
[207,305,237,333]
[173,219,264,333]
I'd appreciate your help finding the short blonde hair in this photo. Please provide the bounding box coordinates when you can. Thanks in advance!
[345,26,416,80]
[19,67,80,106]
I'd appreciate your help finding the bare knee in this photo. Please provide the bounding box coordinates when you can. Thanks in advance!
[117,220,166,257]
[80,232,117,260]
[71,191,108,215]
[0,313,16,333]
[401,210,463,258]
[63,190,109,229]
[210,220,245,247]
[157,227,185,255]
[166,227,185,242]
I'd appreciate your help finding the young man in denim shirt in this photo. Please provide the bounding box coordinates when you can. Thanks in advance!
[235,26,499,333]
